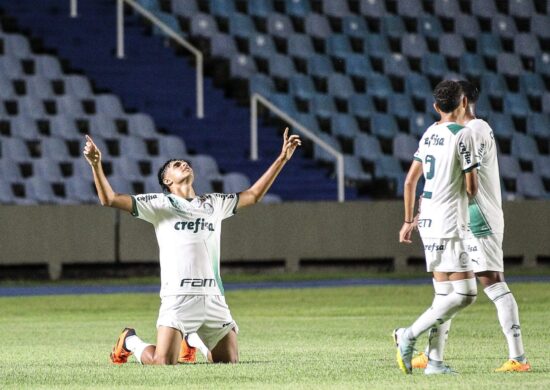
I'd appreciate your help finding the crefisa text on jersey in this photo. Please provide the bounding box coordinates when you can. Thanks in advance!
[174,218,215,233]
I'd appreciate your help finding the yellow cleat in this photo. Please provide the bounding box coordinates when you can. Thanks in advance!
[412,352,428,369]
[495,359,531,372]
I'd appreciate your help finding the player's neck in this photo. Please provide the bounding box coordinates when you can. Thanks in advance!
[170,184,196,199]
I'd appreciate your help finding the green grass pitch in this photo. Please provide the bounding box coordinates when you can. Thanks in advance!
[1,282,549,389]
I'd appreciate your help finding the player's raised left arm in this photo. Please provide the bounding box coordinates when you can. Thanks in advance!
[237,128,301,209]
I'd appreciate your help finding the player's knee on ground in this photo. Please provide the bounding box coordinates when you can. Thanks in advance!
[153,355,179,365]
[451,277,477,308]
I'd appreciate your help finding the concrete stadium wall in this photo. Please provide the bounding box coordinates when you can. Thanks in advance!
[0,201,549,279]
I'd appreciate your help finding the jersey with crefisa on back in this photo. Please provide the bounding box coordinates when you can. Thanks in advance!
[414,122,480,239]
[131,192,239,298]
[464,118,505,238]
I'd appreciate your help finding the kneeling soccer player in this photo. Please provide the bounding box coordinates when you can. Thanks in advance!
[83,129,301,365]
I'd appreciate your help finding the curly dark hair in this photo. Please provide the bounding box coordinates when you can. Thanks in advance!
[157,159,191,193]
[457,80,480,104]
[433,80,463,113]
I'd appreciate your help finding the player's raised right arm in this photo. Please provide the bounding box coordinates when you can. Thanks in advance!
[83,135,133,213]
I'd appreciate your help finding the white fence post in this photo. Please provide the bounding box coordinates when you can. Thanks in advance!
[116,0,125,59]
[250,93,345,202]
[70,0,78,18]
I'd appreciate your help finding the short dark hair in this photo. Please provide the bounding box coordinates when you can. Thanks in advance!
[457,80,480,104]
[157,159,191,193]
[433,80,463,113]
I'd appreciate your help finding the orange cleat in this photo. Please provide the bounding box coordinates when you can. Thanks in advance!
[412,352,428,369]
[110,328,135,364]
[178,336,197,364]
[495,359,531,372]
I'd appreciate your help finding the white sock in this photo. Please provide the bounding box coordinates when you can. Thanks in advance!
[186,333,210,359]
[484,282,526,361]
[125,335,152,364]
[427,280,453,362]
[409,278,477,339]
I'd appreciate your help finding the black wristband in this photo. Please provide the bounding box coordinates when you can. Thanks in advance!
[404,220,414,223]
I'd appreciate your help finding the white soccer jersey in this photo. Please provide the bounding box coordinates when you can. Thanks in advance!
[131,192,239,297]
[414,122,479,238]
[465,118,504,236]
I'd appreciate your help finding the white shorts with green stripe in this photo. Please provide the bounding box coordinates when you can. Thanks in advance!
[465,233,504,273]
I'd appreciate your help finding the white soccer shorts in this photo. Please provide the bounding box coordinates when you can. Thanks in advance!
[465,233,504,273]
[421,237,473,272]
[156,295,238,350]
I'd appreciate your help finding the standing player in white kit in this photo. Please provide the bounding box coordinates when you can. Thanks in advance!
[83,128,301,365]
[411,80,531,372]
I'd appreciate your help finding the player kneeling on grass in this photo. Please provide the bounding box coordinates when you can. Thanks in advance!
[83,129,301,365]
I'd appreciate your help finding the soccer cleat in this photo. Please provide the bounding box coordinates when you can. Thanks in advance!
[178,336,197,364]
[494,359,531,372]
[110,327,135,364]
[424,363,458,375]
[393,328,415,374]
[412,352,428,369]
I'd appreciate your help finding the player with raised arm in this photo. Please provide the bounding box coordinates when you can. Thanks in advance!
[411,81,531,372]
[83,128,301,365]
[393,80,479,375]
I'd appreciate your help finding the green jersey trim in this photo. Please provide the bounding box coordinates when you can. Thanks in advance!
[130,196,138,217]
[446,123,464,135]
[463,162,480,173]
[413,156,422,162]
[423,191,432,199]
[469,199,493,237]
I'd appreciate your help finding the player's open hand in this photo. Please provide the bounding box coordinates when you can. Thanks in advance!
[83,135,102,167]
[281,127,301,161]
[399,222,415,244]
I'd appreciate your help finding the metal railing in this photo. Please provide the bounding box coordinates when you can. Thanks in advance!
[250,93,345,202]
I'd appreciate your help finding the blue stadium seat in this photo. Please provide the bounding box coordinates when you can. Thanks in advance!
[95,94,125,118]
[421,53,449,78]
[260,193,282,203]
[111,156,142,180]
[35,55,63,79]
[360,0,386,17]
[354,133,383,161]
[191,13,218,38]
[474,94,492,118]
[222,172,251,193]
[308,55,334,78]
[535,53,550,76]
[498,155,521,180]
[374,155,403,179]
[520,73,546,98]
[0,74,15,99]
[305,14,332,39]
[50,114,80,140]
[504,93,530,117]
[269,92,297,115]
[90,114,118,139]
[250,74,275,96]
[229,55,257,79]
[135,0,160,11]
[349,94,375,120]
[188,154,223,181]
[331,114,359,139]
[41,138,71,161]
[481,73,507,98]
[511,133,539,161]
[344,155,372,182]
[418,15,443,39]
[322,0,351,17]
[434,0,461,18]
[491,14,517,38]
[471,0,497,18]
[509,0,535,17]
[284,0,310,17]
[19,96,46,119]
[387,94,414,118]
[393,133,419,162]
[287,33,315,59]
[249,34,276,60]
[0,55,24,78]
[328,74,354,100]
[25,176,70,204]
[527,113,550,139]
[229,13,256,39]
[170,0,199,18]
[364,34,391,59]
[0,178,17,204]
[64,75,93,99]
[11,115,41,140]
[531,14,550,39]
[127,113,157,138]
[383,53,410,77]
[454,14,480,39]
[401,34,428,59]
[158,135,188,158]
[326,34,353,59]
[477,33,503,58]
[267,13,294,38]
[497,53,524,76]
[365,73,392,99]
[381,15,406,39]
[248,0,274,18]
[409,113,434,137]
[289,74,315,100]
[371,113,398,139]
[439,34,465,59]
[3,34,31,58]
[517,173,546,199]
[151,11,181,36]
[405,73,432,100]
[295,113,321,133]
[311,94,336,119]
[208,0,236,17]
[65,176,98,203]
[210,33,238,59]
[535,155,550,179]
[0,158,23,182]
[268,54,295,80]
[514,34,540,58]
[460,53,486,78]
[107,174,134,194]
[313,132,341,164]
[1,138,31,162]
[119,137,149,157]
[342,15,368,38]
[397,0,423,18]
[543,92,550,114]
[489,113,516,140]
[56,95,87,118]
[33,158,63,181]
[345,53,372,78]
[26,75,54,99]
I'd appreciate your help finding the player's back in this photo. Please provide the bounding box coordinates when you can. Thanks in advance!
[466,118,504,236]
[415,122,477,238]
